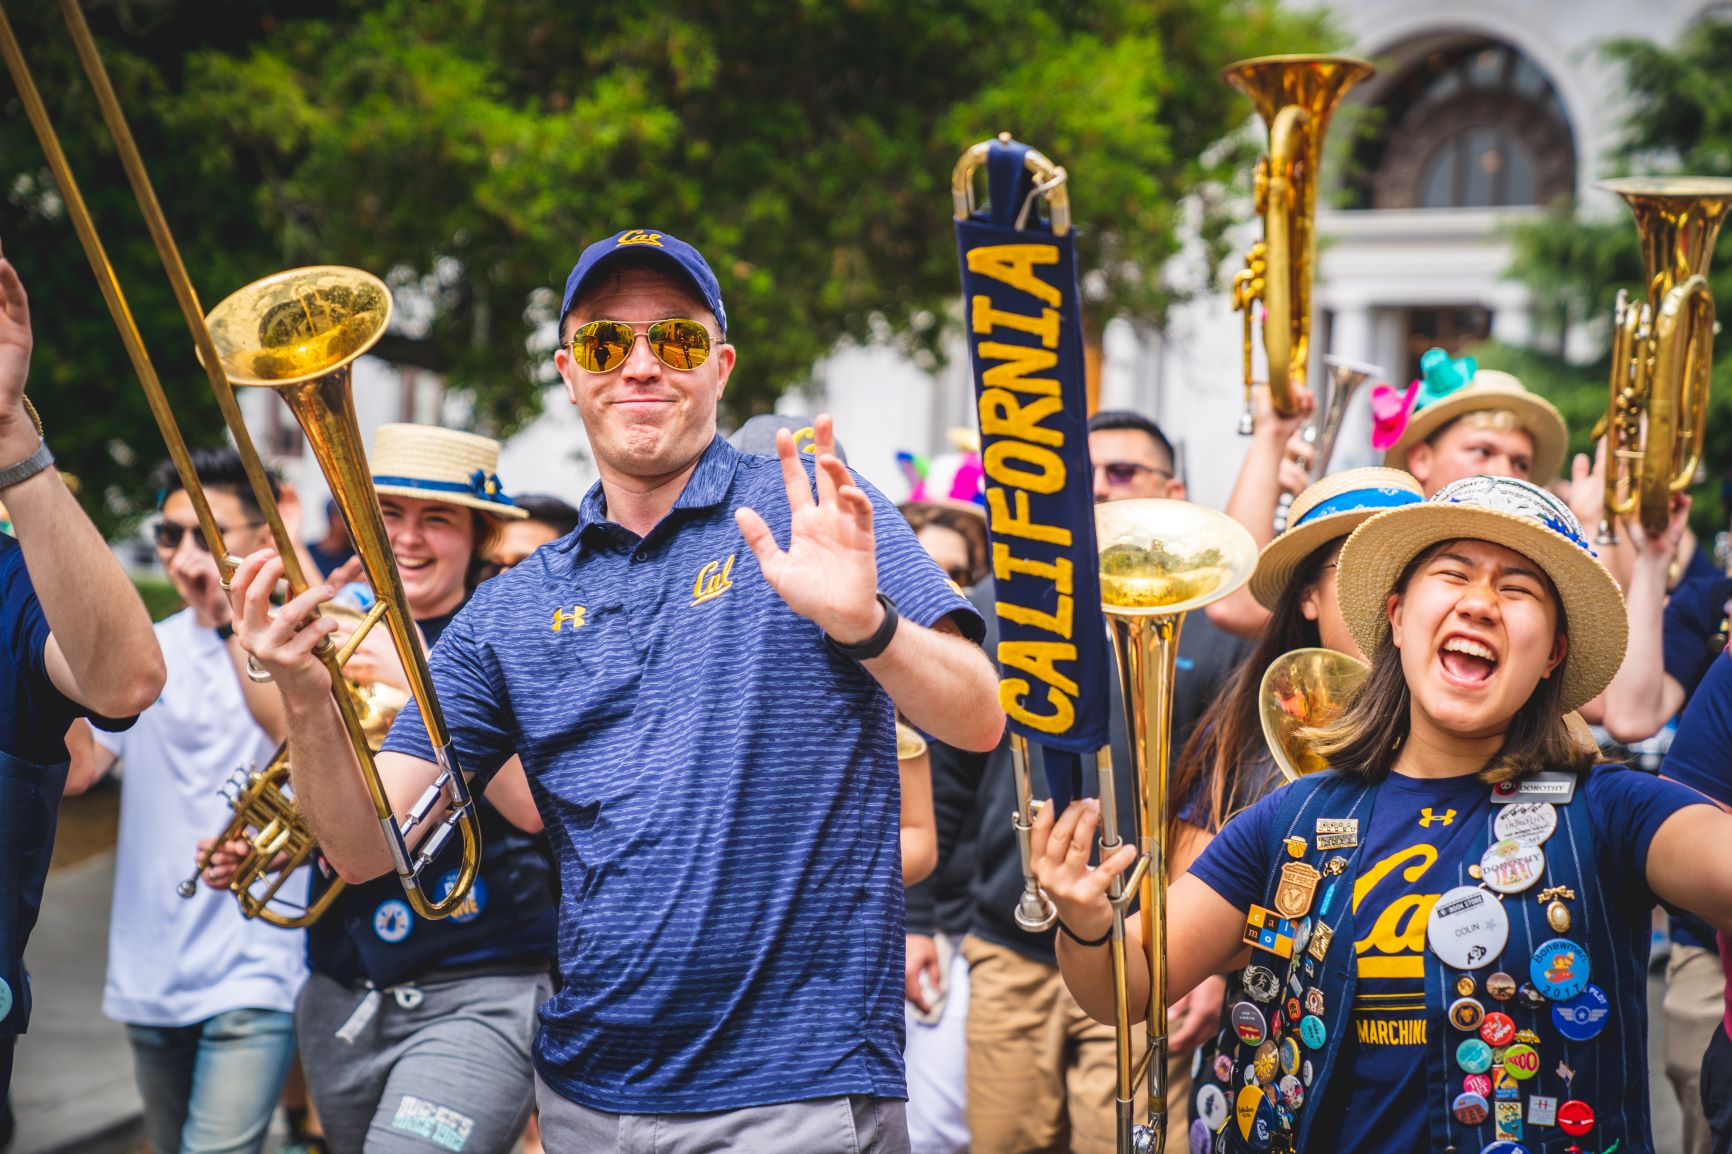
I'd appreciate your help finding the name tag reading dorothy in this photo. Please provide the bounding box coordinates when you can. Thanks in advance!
[1491,770,1577,805]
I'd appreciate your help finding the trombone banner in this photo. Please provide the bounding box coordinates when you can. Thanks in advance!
[955,136,1109,806]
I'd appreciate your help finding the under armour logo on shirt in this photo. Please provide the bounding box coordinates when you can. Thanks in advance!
[1418,808,1456,828]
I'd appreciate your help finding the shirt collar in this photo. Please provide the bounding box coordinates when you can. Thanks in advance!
[563,435,742,553]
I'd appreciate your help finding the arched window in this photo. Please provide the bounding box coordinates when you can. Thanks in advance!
[1346,40,1575,210]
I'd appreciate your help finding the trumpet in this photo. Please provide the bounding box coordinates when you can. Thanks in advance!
[0,0,483,918]
[1226,55,1375,433]
[176,608,409,927]
[1095,500,1257,1154]
[1596,177,1732,542]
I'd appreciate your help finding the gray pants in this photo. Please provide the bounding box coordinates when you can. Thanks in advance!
[535,1073,910,1154]
[297,969,551,1154]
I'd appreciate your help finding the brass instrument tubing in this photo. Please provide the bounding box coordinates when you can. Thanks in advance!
[1008,733,1058,932]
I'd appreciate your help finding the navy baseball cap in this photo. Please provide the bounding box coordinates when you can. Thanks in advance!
[558,228,727,336]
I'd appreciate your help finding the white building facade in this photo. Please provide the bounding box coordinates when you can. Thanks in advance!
[262,0,1715,531]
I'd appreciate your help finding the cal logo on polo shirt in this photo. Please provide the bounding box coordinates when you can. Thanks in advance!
[692,554,736,606]
[617,229,663,247]
[551,605,587,631]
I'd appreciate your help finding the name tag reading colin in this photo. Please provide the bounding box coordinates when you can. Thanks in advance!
[1491,771,1577,806]
[1314,817,1358,850]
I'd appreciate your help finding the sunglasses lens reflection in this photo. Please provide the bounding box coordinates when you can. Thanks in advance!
[572,319,711,372]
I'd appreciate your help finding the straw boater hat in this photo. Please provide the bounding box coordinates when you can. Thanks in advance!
[1336,475,1627,713]
[1380,350,1569,485]
[1248,467,1423,609]
[369,423,527,520]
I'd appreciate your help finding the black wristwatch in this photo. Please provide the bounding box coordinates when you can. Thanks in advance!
[825,593,899,662]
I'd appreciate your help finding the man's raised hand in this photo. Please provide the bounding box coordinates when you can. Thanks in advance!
[735,413,883,644]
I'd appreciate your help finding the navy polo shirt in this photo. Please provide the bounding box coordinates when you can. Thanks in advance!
[382,435,981,1113]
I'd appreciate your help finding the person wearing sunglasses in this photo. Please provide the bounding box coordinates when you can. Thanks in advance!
[228,227,1004,1154]
[63,448,307,1154]
[0,254,165,1138]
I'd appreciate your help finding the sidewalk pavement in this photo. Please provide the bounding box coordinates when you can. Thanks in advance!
[10,851,140,1154]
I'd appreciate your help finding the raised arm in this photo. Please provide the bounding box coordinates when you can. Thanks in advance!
[1645,801,1732,933]
[1207,386,1313,639]
[1599,496,1690,744]
[736,415,1005,752]
[1032,798,1247,1026]
[229,549,444,883]
[0,257,163,717]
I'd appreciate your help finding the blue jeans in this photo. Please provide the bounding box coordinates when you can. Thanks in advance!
[127,1008,297,1154]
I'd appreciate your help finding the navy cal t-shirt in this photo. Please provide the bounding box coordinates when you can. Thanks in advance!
[383,436,981,1113]
[1188,766,1705,1154]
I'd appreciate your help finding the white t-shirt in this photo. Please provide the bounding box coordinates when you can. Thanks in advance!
[94,609,308,1027]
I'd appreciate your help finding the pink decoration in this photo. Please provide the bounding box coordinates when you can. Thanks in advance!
[1370,378,1421,451]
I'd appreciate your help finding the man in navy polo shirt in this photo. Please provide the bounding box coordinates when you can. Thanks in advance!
[0,254,166,1135]
[230,228,1004,1153]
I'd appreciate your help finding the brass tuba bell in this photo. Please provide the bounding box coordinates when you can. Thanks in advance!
[1225,55,1375,433]
[1596,177,1732,542]
[1258,647,1368,783]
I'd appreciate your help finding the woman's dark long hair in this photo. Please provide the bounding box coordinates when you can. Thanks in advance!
[1303,541,1597,783]
[1169,542,1333,839]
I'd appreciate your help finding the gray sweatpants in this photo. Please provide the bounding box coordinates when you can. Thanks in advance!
[535,1073,911,1154]
[297,969,551,1154]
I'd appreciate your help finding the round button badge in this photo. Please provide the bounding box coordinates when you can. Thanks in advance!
[1253,1040,1280,1084]
[1299,1015,1327,1050]
[1530,938,1590,1002]
[1426,884,1510,970]
[1558,1099,1595,1136]
[1449,997,1486,1032]
[1280,1037,1301,1078]
[1452,1091,1490,1125]
[1278,1074,1304,1110]
[1485,972,1516,1002]
[1494,802,1558,845]
[1214,1052,1235,1083]
[1479,1012,1516,1047]
[0,976,11,1023]
[1463,1072,1492,1097]
[1196,1082,1229,1130]
[1479,838,1546,895]
[1232,1001,1267,1047]
[1189,1118,1211,1154]
[1456,1038,1493,1074]
[1552,983,1611,1042]
[1477,1143,1532,1154]
[1502,1043,1540,1080]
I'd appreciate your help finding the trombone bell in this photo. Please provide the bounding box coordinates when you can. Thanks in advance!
[204,267,391,387]
[1095,499,1258,1154]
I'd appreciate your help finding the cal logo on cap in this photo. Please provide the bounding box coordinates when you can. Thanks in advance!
[617,229,664,247]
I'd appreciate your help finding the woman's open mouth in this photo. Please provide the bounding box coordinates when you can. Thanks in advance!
[1438,634,1499,685]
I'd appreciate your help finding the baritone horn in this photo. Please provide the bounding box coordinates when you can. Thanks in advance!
[176,607,409,927]
[1226,55,1375,433]
[1259,647,1368,782]
[1095,500,1258,1154]
[0,0,483,919]
[1596,177,1732,542]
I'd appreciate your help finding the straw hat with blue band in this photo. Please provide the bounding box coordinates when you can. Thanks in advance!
[1336,475,1627,713]
[1381,350,1569,485]
[1249,467,1424,609]
[559,228,728,335]
[369,423,527,520]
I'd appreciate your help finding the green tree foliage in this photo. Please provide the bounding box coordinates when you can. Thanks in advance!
[1,0,1331,534]
[1498,19,1732,535]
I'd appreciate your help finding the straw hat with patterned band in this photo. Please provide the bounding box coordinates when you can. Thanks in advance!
[1379,349,1568,485]
[369,423,528,520]
[1248,467,1423,610]
[1336,475,1627,713]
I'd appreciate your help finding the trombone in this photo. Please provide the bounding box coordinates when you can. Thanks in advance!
[1095,500,1257,1154]
[1258,647,1367,783]
[1225,55,1375,433]
[0,0,483,919]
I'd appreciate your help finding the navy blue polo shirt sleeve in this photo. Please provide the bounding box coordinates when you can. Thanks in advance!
[0,534,90,764]
[1663,572,1731,700]
[1186,786,1278,910]
[857,474,983,644]
[1585,763,1717,913]
[1664,654,1732,808]
[380,600,516,787]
